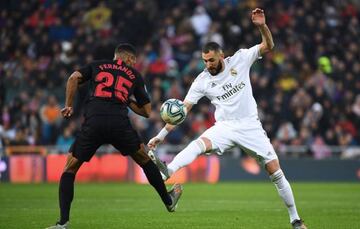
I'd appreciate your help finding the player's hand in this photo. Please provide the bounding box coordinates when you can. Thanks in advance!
[147,137,162,150]
[61,107,73,118]
[251,8,265,26]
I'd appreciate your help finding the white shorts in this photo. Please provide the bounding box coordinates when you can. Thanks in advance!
[199,116,278,166]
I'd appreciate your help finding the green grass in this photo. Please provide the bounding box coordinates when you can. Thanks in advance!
[0,182,359,229]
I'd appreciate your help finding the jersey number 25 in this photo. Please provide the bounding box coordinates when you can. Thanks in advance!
[94,72,133,102]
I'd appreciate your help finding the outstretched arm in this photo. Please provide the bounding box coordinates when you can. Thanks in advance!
[147,101,193,150]
[251,8,274,54]
[61,71,84,118]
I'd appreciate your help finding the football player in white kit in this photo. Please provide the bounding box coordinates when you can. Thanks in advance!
[148,8,307,229]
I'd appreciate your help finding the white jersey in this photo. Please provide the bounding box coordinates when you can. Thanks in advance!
[185,44,261,122]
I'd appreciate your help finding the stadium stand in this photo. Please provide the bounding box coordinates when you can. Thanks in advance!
[0,0,359,159]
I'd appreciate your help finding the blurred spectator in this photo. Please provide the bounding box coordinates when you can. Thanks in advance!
[303,103,323,125]
[200,22,224,47]
[352,95,360,117]
[276,121,297,144]
[56,127,75,153]
[83,2,112,31]
[190,6,212,37]
[310,135,332,159]
[8,127,29,146]
[0,124,4,155]
[40,95,61,144]
[0,72,5,112]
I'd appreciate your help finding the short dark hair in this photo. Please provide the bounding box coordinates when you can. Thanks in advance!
[202,42,222,53]
[115,43,136,55]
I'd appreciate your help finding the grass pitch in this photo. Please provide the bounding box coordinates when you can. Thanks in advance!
[0,182,359,229]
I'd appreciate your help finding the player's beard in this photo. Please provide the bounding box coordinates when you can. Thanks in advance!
[208,61,223,76]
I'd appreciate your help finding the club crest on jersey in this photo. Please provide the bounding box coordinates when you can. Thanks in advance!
[230,68,237,76]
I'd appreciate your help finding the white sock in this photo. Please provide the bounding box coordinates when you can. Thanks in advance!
[167,140,205,176]
[270,169,300,223]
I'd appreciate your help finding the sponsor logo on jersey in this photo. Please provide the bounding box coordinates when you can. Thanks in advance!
[211,82,217,88]
[216,82,245,101]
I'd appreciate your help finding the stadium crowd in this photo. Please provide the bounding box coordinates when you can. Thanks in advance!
[0,0,359,159]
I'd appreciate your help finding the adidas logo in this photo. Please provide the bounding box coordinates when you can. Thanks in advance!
[211,82,217,88]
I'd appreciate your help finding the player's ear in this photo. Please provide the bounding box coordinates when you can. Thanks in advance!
[220,52,224,59]
[114,52,122,61]
[124,54,135,66]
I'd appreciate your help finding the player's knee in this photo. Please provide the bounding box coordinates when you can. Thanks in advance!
[63,168,77,174]
[63,153,83,174]
[192,139,205,153]
[198,137,212,152]
[63,165,80,174]
[64,163,82,174]
[269,169,284,183]
[265,159,280,175]
[131,146,151,166]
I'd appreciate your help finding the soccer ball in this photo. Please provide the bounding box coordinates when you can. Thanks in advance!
[160,99,187,125]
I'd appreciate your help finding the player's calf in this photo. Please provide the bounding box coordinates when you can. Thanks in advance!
[148,149,170,181]
[270,169,301,221]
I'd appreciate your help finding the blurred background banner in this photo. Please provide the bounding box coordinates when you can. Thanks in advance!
[3,145,220,183]
[0,0,359,183]
[219,155,360,181]
[2,145,359,183]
